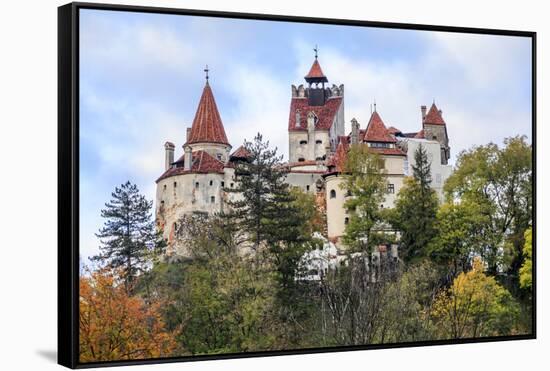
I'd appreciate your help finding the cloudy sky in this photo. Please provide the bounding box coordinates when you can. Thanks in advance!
[79,8,532,263]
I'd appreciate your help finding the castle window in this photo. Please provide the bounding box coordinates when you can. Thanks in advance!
[330,189,336,199]
[387,184,395,194]
[345,217,349,225]
[216,153,222,160]
[298,157,305,162]
[306,185,310,191]
[163,184,166,191]
[209,180,213,186]
[195,182,199,189]
[433,136,437,140]
[230,183,234,188]
[300,140,308,145]
[173,182,177,188]
[160,200,165,208]
[210,196,215,203]
[316,140,322,144]
[221,181,225,187]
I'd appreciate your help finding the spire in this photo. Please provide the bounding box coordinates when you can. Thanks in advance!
[186,78,229,145]
[423,102,446,125]
[204,64,209,83]
[364,111,396,143]
[305,47,328,83]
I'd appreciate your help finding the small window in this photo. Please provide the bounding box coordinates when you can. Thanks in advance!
[163,184,166,190]
[230,183,234,188]
[330,189,336,199]
[216,153,222,160]
[160,200,165,207]
[380,204,384,208]
[344,217,349,225]
[298,157,305,162]
[221,181,225,187]
[387,184,395,194]
[173,182,177,188]
[210,196,215,203]
[306,185,310,191]
[195,182,199,189]
[316,140,322,144]
[433,136,437,140]
[209,180,213,186]
[300,140,308,145]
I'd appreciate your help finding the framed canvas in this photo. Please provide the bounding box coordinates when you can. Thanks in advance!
[58,2,536,368]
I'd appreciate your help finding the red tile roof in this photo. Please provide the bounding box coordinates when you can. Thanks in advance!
[414,129,425,139]
[423,103,446,125]
[327,136,350,173]
[288,97,342,131]
[363,111,397,143]
[156,150,224,182]
[368,147,406,156]
[230,145,251,159]
[187,83,230,145]
[387,126,401,135]
[305,59,327,80]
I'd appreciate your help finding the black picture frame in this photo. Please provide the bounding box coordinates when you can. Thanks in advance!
[58,2,537,368]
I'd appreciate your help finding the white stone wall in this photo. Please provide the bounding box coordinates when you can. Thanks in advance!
[155,167,240,255]
[288,131,330,163]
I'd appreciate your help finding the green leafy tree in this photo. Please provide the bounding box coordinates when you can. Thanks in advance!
[92,181,163,291]
[444,136,532,277]
[341,145,389,254]
[389,145,439,262]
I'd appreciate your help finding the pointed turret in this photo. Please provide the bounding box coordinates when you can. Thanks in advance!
[305,59,328,83]
[423,103,446,126]
[186,82,229,146]
[364,111,397,143]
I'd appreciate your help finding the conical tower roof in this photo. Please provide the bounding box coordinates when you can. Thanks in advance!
[187,82,229,145]
[423,103,446,125]
[364,111,397,143]
[305,59,328,82]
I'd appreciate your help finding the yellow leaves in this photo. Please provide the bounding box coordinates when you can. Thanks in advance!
[79,268,176,363]
[431,257,519,339]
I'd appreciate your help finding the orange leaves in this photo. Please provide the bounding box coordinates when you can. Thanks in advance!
[79,268,176,363]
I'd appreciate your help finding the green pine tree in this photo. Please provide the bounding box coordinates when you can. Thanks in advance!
[92,181,163,291]
[392,144,439,262]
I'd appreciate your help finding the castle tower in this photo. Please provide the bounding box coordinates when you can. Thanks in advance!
[288,49,345,164]
[184,68,232,162]
[421,102,450,165]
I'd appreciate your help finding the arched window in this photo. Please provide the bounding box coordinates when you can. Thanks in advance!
[195,182,199,189]
[209,180,213,186]
[330,189,336,199]
[210,196,215,203]
[173,181,177,188]
[300,140,308,145]
[316,140,322,144]
[163,184,167,191]
[344,217,349,225]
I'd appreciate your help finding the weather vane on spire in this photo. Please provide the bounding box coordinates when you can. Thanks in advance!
[204,64,209,82]
[314,44,318,59]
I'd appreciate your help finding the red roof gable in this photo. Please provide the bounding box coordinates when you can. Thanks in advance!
[230,145,251,159]
[423,103,446,125]
[327,136,350,172]
[305,59,327,80]
[156,150,224,182]
[288,97,342,131]
[363,111,397,143]
[187,83,230,145]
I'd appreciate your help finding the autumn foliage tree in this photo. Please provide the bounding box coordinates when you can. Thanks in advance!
[431,258,520,339]
[79,268,176,362]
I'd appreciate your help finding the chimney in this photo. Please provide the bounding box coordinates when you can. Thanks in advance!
[186,127,192,142]
[351,118,359,145]
[184,145,192,171]
[421,105,427,122]
[164,142,175,171]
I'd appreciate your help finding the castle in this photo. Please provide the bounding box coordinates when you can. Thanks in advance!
[155,54,452,255]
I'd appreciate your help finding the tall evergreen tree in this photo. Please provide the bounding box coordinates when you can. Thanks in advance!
[391,144,439,262]
[92,181,161,291]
